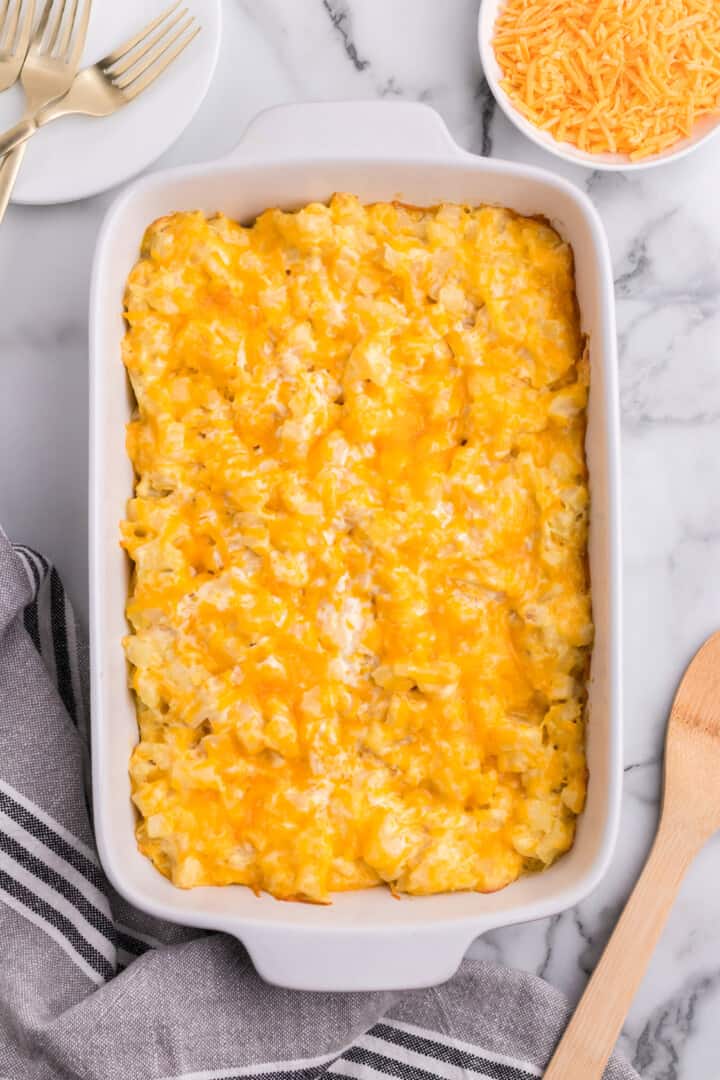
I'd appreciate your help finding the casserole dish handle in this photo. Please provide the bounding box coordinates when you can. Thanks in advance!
[242,924,474,992]
[227,100,465,161]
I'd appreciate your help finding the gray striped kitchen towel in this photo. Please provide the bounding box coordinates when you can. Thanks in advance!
[0,530,639,1080]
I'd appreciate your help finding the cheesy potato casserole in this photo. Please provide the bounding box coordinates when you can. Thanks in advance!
[121,194,592,903]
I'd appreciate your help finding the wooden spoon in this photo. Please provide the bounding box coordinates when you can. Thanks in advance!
[545,631,720,1079]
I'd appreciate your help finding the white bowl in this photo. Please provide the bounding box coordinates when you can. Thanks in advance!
[90,100,622,992]
[478,0,720,171]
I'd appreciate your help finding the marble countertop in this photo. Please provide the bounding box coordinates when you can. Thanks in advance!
[2,1,720,1074]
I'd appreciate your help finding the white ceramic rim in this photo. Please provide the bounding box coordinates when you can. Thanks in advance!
[478,0,720,172]
[89,100,623,991]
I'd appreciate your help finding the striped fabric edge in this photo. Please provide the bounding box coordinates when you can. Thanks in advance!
[347,1019,542,1080]
[0,872,109,985]
[157,1045,347,1080]
[115,919,167,950]
[62,590,88,740]
[115,921,159,969]
[0,778,103,876]
[0,780,155,981]
[4,547,156,978]
[13,544,85,731]
[0,779,117,981]
[14,546,58,695]
[13,546,41,649]
[0,867,114,985]
[0,817,119,947]
[156,1017,543,1080]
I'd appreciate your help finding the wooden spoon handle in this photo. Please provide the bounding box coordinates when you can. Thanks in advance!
[544,820,696,1079]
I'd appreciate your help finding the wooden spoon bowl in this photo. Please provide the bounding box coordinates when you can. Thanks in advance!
[545,631,720,1079]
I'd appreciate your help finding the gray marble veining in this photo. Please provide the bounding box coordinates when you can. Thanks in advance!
[1,2,720,1075]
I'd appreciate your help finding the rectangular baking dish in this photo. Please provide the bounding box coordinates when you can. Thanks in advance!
[89,101,622,992]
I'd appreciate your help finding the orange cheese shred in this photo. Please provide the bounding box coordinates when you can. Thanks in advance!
[493,0,720,160]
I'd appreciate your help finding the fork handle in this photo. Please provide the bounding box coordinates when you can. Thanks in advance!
[0,118,36,161]
[0,144,26,225]
[544,817,699,1079]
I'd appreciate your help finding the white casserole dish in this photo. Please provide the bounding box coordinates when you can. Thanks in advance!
[89,101,622,993]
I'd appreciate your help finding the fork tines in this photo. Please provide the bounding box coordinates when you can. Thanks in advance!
[102,2,199,100]
[32,0,91,65]
[0,0,33,55]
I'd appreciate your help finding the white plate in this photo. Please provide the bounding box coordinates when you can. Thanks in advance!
[1,0,221,204]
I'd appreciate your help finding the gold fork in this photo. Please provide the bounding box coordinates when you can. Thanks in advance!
[0,0,92,222]
[0,0,35,91]
[0,0,35,199]
[0,2,199,159]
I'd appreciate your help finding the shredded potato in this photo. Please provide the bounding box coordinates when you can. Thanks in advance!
[122,195,591,903]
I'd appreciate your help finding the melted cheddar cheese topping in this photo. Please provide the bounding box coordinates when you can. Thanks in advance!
[122,194,591,903]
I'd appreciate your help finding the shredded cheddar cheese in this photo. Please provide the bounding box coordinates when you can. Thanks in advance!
[122,196,591,903]
[493,0,720,159]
